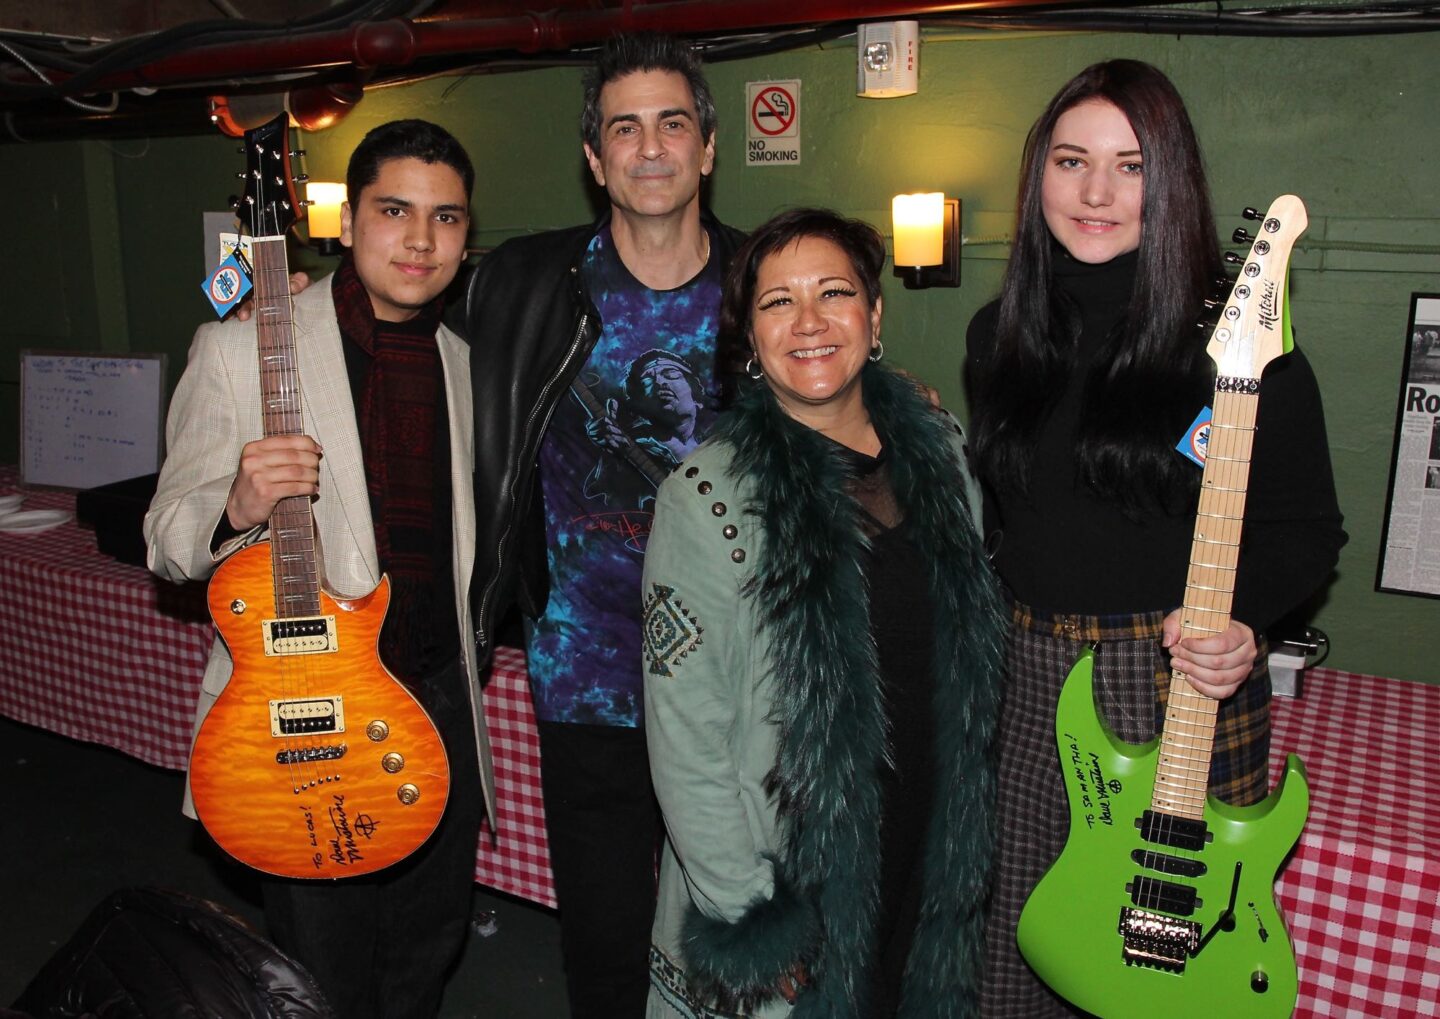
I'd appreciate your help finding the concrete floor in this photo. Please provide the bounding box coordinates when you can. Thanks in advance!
[0,715,569,1018]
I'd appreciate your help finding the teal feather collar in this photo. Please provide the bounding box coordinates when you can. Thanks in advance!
[684,364,1005,1017]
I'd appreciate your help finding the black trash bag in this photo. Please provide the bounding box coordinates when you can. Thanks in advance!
[11,887,334,1019]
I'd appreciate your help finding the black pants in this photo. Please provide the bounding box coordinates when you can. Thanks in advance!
[262,657,484,1019]
[538,719,659,1019]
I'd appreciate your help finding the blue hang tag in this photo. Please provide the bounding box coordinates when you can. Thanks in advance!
[201,249,253,319]
[1176,406,1213,468]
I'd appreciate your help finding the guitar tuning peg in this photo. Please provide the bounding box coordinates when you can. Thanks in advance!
[295,173,311,184]
[1203,296,1223,310]
[1242,206,1265,221]
[1224,251,1245,265]
[291,148,306,157]
[1232,228,1252,245]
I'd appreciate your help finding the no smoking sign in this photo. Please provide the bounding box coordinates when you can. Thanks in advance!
[746,80,801,166]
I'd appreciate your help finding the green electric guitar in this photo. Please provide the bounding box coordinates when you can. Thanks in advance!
[1016,195,1311,1018]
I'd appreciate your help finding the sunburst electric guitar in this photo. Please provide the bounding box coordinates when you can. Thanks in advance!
[1016,196,1311,1017]
[189,114,450,879]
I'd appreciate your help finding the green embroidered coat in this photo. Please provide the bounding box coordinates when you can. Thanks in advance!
[641,365,1006,1019]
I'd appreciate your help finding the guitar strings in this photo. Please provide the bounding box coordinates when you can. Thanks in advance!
[256,237,326,797]
[1152,389,1257,825]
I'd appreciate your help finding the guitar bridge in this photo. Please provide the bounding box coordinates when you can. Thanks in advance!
[262,615,338,656]
[1118,907,1201,972]
[275,743,347,765]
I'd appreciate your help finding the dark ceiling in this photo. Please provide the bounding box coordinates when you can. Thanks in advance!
[1,0,1436,142]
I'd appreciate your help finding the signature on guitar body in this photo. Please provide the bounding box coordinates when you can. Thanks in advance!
[188,114,449,880]
[1016,196,1311,1018]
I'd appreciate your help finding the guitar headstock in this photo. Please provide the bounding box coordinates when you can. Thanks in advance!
[235,113,300,239]
[1205,194,1307,382]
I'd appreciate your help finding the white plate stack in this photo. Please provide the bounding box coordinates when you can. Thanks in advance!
[0,493,72,534]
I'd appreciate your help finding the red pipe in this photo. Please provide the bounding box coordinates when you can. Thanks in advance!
[50,0,1093,95]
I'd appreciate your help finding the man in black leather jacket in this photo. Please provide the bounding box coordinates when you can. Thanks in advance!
[454,32,746,1019]
[453,208,744,674]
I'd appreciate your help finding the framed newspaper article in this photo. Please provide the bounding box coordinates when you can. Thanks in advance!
[1376,293,1440,598]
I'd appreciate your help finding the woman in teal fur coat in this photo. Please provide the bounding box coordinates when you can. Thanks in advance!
[641,209,1005,1018]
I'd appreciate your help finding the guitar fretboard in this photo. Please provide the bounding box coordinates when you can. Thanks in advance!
[251,235,321,619]
[570,377,672,488]
[1150,195,1307,822]
[1152,382,1259,821]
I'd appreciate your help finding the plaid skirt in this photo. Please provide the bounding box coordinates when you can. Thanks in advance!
[979,603,1271,1019]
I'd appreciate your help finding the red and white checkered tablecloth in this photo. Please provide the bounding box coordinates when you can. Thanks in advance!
[1270,666,1440,1017]
[475,645,555,907]
[8,463,1434,983]
[0,476,212,771]
[0,467,556,907]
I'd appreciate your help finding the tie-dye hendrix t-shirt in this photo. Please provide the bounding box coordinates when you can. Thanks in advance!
[526,225,723,726]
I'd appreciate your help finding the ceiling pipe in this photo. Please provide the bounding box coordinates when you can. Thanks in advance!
[19,0,1100,97]
[2,97,220,141]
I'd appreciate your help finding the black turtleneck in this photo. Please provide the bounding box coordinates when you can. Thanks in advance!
[965,251,1345,630]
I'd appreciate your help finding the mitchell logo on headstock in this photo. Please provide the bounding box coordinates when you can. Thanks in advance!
[1259,278,1280,331]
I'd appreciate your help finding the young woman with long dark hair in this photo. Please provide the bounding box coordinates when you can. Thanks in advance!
[964,60,1346,1016]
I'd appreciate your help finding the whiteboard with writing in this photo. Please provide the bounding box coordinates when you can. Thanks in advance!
[20,352,167,489]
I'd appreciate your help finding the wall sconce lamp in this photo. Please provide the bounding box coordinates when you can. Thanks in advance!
[892,192,960,289]
[305,181,346,257]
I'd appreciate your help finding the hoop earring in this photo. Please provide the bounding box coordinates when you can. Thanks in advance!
[745,356,765,380]
[868,341,884,363]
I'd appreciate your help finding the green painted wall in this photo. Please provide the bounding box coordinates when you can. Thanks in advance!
[1,29,1436,681]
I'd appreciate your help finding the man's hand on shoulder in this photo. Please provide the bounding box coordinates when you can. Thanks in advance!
[894,367,942,410]
[233,272,313,322]
[226,435,323,530]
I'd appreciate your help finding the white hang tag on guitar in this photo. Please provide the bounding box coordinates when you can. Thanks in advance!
[217,231,252,265]
[1176,405,1212,468]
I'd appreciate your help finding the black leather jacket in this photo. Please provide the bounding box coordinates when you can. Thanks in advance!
[448,211,747,668]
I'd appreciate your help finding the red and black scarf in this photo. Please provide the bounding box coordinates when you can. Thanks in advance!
[331,254,447,675]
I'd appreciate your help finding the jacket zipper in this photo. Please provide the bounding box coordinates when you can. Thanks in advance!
[474,304,592,652]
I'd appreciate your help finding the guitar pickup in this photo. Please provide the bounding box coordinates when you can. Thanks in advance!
[1126,876,1200,916]
[1137,809,1209,851]
[1132,848,1207,877]
[262,615,338,656]
[269,697,344,736]
[1118,907,1201,972]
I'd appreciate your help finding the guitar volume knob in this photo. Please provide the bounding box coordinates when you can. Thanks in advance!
[366,720,390,742]
[1250,969,1269,993]
[381,752,405,773]
[397,783,420,805]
